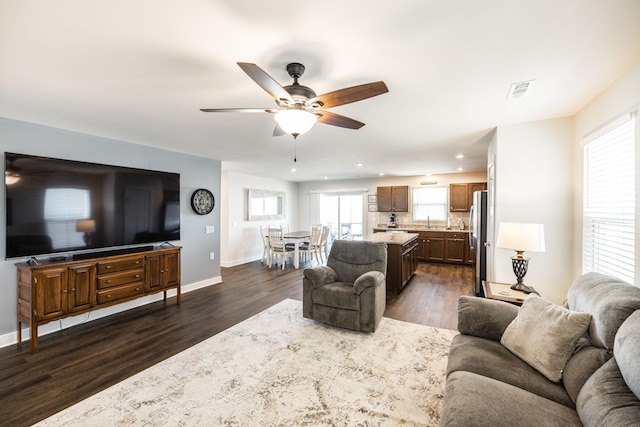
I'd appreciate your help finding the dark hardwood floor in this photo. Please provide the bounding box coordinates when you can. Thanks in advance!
[0,259,474,426]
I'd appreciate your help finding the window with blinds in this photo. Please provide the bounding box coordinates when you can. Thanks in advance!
[582,117,635,284]
[412,187,448,221]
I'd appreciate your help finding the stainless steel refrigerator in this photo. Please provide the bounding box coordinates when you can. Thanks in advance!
[469,190,488,296]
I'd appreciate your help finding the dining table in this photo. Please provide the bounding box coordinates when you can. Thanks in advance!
[282,231,311,269]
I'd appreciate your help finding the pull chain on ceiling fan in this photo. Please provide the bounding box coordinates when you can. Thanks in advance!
[201,62,388,139]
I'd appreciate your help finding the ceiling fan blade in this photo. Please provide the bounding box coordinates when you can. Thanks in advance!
[308,81,388,109]
[316,111,365,129]
[200,108,278,113]
[273,124,286,137]
[237,62,294,104]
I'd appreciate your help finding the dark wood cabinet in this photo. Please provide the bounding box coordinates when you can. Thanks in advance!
[449,182,487,212]
[385,235,419,294]
[426,232,445,262]
[376,186,409,212]
[445,232,466,264]
[16,246,181,353]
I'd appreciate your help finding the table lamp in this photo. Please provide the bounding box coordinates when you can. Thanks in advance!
[496,222,545,294]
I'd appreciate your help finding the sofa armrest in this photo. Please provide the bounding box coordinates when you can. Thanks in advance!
[353,271,385,295]
[303,266,338,288]
[457,296,519,341]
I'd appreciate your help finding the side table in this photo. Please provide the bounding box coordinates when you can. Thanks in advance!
[482,281,534,306]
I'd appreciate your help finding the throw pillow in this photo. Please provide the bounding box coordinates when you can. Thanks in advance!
[501,294,592,382]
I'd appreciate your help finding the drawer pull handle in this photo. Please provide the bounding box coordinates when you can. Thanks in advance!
[135,274,140,278]
[70,288,76,291]
[135,261,140,264]
[106,280,111,284]
[106,294,111,299]
[135,287,140,291]
[106,266,111,269]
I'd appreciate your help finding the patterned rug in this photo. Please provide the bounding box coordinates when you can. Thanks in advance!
[36,299,457,426]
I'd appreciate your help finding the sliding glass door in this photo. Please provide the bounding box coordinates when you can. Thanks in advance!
[319,193,364,243]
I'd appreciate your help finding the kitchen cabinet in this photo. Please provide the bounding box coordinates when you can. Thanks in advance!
[16,246,181,353]
[449,182,487,212]
[445,232,466,264]
[376,186,409,212]
[425,232,445,262]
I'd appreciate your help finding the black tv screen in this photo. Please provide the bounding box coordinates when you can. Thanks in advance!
[5,152,180,259]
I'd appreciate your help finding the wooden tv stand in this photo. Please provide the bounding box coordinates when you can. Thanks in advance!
[16,246,181,353]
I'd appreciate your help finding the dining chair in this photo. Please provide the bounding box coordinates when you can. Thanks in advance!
[259,225,270,264]
[268,227,294,270]
[299,225,322,267]
[318,225,330,264]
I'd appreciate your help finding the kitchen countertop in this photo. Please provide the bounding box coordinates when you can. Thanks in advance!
[373,227,468,233]
[363,232,419,245]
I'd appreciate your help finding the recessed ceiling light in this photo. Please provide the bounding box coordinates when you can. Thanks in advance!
[379,172,384,176]
[323,176,328,180]
[457,167,464,171]
[291,168,296,172]
[356,162,363,167]
[456,154,464,159]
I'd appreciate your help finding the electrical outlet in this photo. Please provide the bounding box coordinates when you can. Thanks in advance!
[209,252,215,260]
[206,225,215,233]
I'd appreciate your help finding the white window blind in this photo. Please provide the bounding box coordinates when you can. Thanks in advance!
[412,187,447,221]
[582,118,635,283]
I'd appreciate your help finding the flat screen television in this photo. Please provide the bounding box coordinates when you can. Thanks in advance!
[4,152,180,259]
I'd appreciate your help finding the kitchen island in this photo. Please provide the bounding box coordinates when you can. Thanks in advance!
[363,232,419,294]
[373,227,471,264]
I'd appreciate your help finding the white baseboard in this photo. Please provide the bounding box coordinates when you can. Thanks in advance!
[221,255,263,267]
[0,276,223,350]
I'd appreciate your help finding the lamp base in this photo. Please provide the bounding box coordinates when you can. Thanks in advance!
[510,282,537,294]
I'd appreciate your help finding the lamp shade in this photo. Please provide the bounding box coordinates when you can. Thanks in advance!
[76,219,96,233]
[496,222,545,252]
[274,109,318,137]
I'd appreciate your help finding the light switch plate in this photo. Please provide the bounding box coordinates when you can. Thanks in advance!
[206,225,215,233]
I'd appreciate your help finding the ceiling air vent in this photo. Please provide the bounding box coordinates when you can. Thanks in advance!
[506,80,535,100]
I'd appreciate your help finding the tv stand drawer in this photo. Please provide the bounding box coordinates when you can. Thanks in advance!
[97,269,144,289]
[97,283,145,304]
[97,256,144,274]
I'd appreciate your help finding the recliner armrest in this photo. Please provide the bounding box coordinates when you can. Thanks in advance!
[303,266,338,288]
[457,295,519,341]
[353,271,385,294]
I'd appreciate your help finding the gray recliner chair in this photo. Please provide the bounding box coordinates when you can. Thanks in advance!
[302,240,387,332]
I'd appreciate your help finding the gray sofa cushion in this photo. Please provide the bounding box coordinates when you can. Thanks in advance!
[501,294,591,382]
[576,358,640,427]
[562,341,611,403]
[567,272,640,349]
[447,334,575,408]
[441,371,582,427]
[457,295,519,342]
[614,310,640,398]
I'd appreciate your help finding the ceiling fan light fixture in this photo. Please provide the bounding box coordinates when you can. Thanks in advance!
[274,109,318,138]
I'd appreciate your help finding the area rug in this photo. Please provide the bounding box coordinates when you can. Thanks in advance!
[36,299,457,426]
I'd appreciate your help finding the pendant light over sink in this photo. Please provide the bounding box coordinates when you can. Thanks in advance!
[200,62,388,140]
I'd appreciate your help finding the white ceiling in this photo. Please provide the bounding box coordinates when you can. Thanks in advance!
[1,1,639,182]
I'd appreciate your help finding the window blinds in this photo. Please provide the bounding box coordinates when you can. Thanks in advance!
[582,117,635,283]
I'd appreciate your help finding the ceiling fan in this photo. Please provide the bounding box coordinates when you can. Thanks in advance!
[201,62,388,139]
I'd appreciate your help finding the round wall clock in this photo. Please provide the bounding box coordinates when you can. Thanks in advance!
[190,188,215,215]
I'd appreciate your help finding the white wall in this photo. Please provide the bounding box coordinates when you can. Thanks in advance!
[0,117,222,345]
[492,118,574,304]
[221,171,298,267]
[572,61,640,280]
